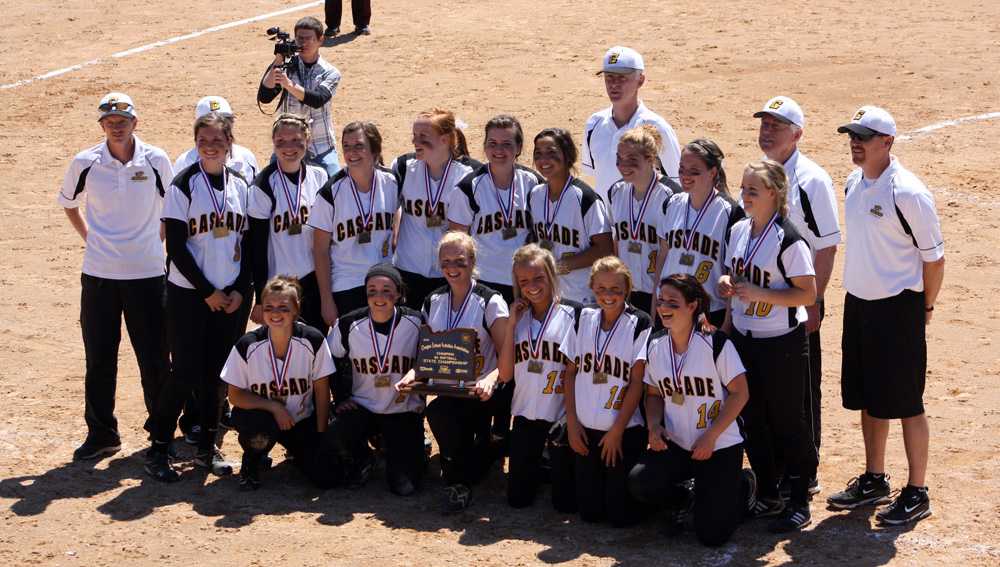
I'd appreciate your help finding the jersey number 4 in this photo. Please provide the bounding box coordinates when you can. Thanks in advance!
[696,400,721,429]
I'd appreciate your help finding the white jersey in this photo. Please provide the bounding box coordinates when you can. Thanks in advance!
[175,144,259,185]
[781,149,841,255]
[247,163,328,280]
[607,179,673,294]
[511,299,582,422]
[560,306,650,432]
[581,102,682,202]
[644,330,745,452]
[392,154,476,278]
[162,163,249,290]
[448,164,542,286]
[657,191,744,312]
[221,322,335,424]
[58,137,173,279]
[527,177,611,303]
[328,307,424,414]
[423,282,509,379]
[310,167,399,291]
[726,215,814,337]
[843,156,944,301]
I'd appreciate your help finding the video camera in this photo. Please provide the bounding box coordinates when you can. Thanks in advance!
[266,27,301,71]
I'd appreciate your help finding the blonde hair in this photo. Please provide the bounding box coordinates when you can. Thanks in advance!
[418,108,470,159]
[262,275,303,315]
[618,124,662,163]
[272,113,311,140]
[744,159,789,217]
[589,255,633,298]
[438,230,479,278]
[511,244,561,302]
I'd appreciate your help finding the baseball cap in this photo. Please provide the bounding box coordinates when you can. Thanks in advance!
[597,46,644,75]
[753,96,804,128]
[98,92,136,120]
[195,96,233,120]
[838,106,897,137]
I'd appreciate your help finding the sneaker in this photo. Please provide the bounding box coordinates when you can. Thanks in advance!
[748,495,785,518]
[876,486,932,526]
[389,474,416,497]
[144,446,180,482]
[324,26,340,38]
[194,448,233,476]
[183,425,202,446]
[355,25,371,35]
[662,481,695,536]
[73,438,121,461]
[768,504,812,533]
[743,468,759,514]
[443,483,472,513]
[239,454,262,491]
[827,473,891,510]
[346,455,374,489]
[779,475,822,500]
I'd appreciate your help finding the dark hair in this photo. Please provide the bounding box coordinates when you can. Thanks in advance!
[418,109,470,159]
[683,138,729,196]
[533,127,578,171]
[484,114,524,157]
[294,16,324,40]
[659,273,711,328]
[365,262,406,304]
[343,121,384,165]
[193,111,234,145]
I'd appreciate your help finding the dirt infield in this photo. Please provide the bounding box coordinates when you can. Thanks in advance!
[1,0,999,565]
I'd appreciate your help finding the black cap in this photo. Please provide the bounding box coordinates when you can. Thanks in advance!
[365,263,404,290]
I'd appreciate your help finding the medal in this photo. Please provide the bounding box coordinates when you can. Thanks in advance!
[381,238,390,258]
[425,215,443,228]
[593,372,608,384]
[201,162,229,239]
[358,230,372,244]
[671,390,685,405]
[679,253,695,266]
[447,284,476,330]
[679,190,717,266]
[287,222,302,235]
[374,375,391,388]
[233,241,241,262]
[267,330,294,391]
[278,166,304,234]
[350,167,378,241]
[626,176,656,255]
[740,212,778,281]
[424,159,453,229]
[528,360,544,374]
[527,302,558,376]
[539,239,554,251]
[502,226,518,240]
[491,164,520,242]
[212,226,230,238]
[628,241,642,254]
[541,176,573,247]
[666,327,695,407]
[368,307,399,378]
[592,309,625,385]
[731,272,747,284]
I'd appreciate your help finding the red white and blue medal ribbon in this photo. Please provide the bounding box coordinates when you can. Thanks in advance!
[490,164,516,227]
[593,310,625,374]
[628,176,657,242]
[369,308,399,374]
[267,332,294,389]
[199,161,228,221]
[742,212,779,276]
[542,176,573,241]
[667,327,695,393]
[424,159,454,217]
[277,167,303,223]
[529,302,558,360]
[350,168,378,230]
[447,282,476,330]
[682,190,717,253]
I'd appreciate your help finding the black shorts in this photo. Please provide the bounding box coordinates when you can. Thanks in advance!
[841,290,926,419]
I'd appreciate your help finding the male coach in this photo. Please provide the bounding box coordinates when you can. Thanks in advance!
[582,46,681,203]
[827,106,944,526]
[59,93,174,460]
[754,96,840,495]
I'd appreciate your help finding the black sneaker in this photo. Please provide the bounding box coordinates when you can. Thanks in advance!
[662,481,695,536]
[876,486,931,526]
[324,26,340,38]
[779,475,822,500]
[73,438,121,461]
[748,495,785,518]
[194,448,233,476]
[239,454,262,491]
[827,473,891,510]
[389,474,416,497]
[443,483,472,513]
[355,25,371,35]
[144,446,180,482]
[183,425,201,446]
[743,468,759,515]
[346,456,374,489]
[768,504,812,533]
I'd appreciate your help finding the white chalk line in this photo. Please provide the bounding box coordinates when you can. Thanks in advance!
[0,1,322,90]
[897,111,1000,141]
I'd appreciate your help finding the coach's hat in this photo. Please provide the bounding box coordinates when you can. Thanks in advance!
[195,96,234,120]
[753,96,804,128]
[98,92,137,120]
[838,105,897,137]
[597,46,644,75]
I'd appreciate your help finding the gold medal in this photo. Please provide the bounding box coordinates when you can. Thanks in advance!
[502,226,518,240]
[426,215,443,228]
[671,390,684,405]
[212,226,230,238]
[358,229,372,244]
[527,360,543,374]
[628,241,642,254]
[287,221,302,235]
[593,371,608,384]
[679,253,695,266]
[374,375,391,388]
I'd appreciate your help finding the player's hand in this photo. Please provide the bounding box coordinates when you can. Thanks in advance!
[250,304,264,325]
[691,431,717,461]
[271,404,296,431]
[321,298,339,327]
[394,371,417,393]
[510,299,530,321]
[334,399,358,414]
[473,375,497,401]
[805,302,822,334]
[567,419,588,456]
[733,281,762,303]
[697,312,717,333]
[648,424,669,452]
[205,290,230,312]
[717,275,735,298]
[224,290,243,314]
[599,426,624,467]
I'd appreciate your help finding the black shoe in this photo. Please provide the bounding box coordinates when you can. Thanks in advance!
[194,448,233,476]
[183,425,201,446]
[354,25,371,35]
[748,495,785,518]
[144,447,180,482]
[443,484,472,513]
[779,475,822,501]
[324,26,340,38]
[768,504,812,533]
[662,481,695,536]
[743,468,759,514]
[73,438,121,461]
[827,472,891,510]
[239,453,262,491]
[876,485,931,526]
[389,474,416,497]
[346,455,374,488]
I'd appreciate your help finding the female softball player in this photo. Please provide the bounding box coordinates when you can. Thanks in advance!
[174,96,259,182]
[221,276,339,490]
[397,231,509,512]
[527,128,613,305]
[627,274,752,546]
[718,159,817,532]
[447,115,542,303]
[392,109,478,309]
[497,244,580,511]
[248,114,329,331]
[654,139,744,325]
[560,256,650,527]
[606,125,674,316]
[327,264,426,496]
[312,121,399,327]
[145,112,253,481]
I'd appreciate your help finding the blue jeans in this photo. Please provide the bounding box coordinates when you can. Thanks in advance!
[269,146,341,178]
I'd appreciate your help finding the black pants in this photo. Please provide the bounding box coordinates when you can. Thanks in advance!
[399,270,446,311]
[425,395,500,486]
[231,408,341,489]
[298,271,327,334]
[575,425,646,527]
[629,442,745,547]
[731,325,817,505]
[79,274,168,443]
[329,406,425,491]
[325,0,371,29]
[508,416,575,512]
[807,299,824,454]
[332,284,367,323]
[150,283,247,451]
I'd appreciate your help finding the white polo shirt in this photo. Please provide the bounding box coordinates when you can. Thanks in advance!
[844,156,944,301]
[782,149,841,255]
[581,101,682,203]
[58,137,174,280]
[175,144,259,185]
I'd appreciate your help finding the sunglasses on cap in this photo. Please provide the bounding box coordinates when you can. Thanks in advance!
[847,131,879,142]
[100,101,134,113]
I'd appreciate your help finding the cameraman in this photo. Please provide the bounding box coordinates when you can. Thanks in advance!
[258,16,342,177]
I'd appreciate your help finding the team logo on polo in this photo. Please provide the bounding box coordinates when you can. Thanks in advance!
[131,171,148,182]
[870,204,884,218]
[769,100,784,110]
